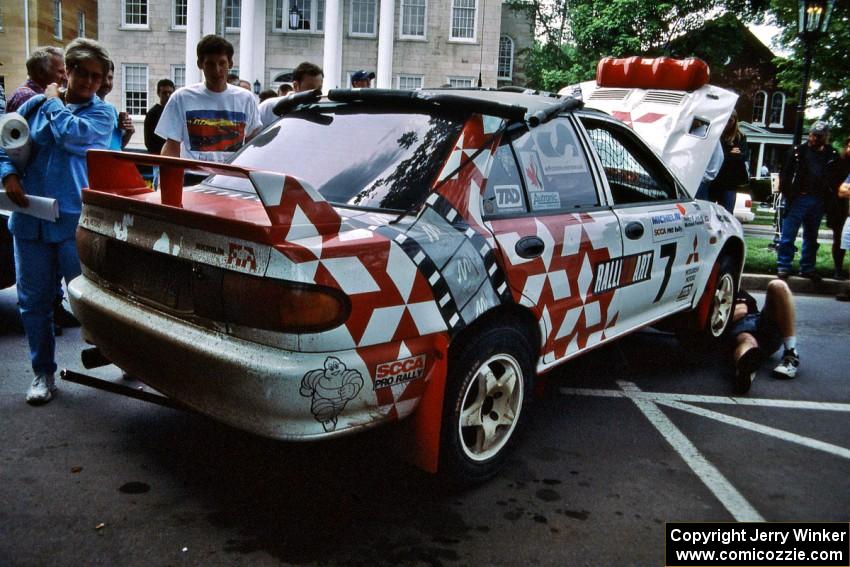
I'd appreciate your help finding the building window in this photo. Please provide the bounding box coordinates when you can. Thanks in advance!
[123,0,148,27]
[225,0,241,30]
[450,0,476,42]
[769,92,786,127]
[172,0,187,28]
[400,0,426,38]
[398,75,423,90]
[448,77,474,88]
[498,36,513,80]
[172,64,186,88]
[123,64,149,117]
[0,5,4,31]
[53,0,62,39]
[77,10,85,37]
[349,0,376,36]
[752,91,767,125]
[274,0,325,32]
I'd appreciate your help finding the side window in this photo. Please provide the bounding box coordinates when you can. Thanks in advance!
[582,119,678,204]
[482,138,526,217]
[512,119,598,212]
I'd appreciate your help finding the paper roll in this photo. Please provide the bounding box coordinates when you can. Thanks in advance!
[0,112,33,171]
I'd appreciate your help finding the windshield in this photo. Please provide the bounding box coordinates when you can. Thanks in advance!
[205,106,465,211]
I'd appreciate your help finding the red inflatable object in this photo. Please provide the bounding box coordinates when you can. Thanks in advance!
[596,56,710,91]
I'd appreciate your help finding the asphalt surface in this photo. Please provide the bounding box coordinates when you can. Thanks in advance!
[0,287,848,567]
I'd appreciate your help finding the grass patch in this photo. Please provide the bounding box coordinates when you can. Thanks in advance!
[744,236,847,277]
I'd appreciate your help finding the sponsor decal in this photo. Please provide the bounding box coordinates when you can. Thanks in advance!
[374,354,427,390]
[300,357,364,432]
[518,151,544,192]
[676,283,693,300]
[686,235,700,264]
[493,185,525,211]
[195,242,225,256]
[683,213,706,228]
[594,251,654,294]
[227,243,257,272]
[530,191,561,211]
[685,266,699,284]
[651,211,684,241]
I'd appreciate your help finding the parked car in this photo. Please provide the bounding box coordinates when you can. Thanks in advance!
[69,85,745,483]
[734,192,755,223]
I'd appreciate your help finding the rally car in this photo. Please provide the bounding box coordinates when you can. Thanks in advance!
[69,59,744,483]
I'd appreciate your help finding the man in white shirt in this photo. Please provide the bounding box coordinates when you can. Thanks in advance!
[258,61,323,128]
[156,35,261,164]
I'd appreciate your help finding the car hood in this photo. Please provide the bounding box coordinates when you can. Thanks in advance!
[561,81,738,197]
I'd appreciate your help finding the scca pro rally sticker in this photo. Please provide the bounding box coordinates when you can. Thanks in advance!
[374,355,427,390]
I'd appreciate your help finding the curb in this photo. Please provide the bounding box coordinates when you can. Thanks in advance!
[741,273,847,296]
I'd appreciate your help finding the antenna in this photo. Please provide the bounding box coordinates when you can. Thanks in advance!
[478,0,487,87]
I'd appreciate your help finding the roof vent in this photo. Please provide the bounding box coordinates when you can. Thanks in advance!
[588,88,631,101]
[642,90,687,105]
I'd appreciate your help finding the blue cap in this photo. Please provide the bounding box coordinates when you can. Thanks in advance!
[351,70,375,84]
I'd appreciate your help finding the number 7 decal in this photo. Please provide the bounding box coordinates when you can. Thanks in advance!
[653,242,677,303]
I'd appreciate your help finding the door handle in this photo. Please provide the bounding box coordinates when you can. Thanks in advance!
[515,236,545,259]
[624,221,644,240]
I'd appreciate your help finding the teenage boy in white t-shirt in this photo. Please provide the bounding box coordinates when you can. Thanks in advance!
[156,35,261,164]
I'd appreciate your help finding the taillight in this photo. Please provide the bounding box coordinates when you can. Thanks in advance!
[220,272,350,333]
[745,198,752,208]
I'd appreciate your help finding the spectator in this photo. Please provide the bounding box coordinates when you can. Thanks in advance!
[227,74,240,86]
[143,79,175,155]
[835,171,850,301]
[0,38,114,405]
[759,164,770,178]
[96,61,134,149]
[709,110,750,214]
[156,35,261,165]
[695,140,724,200]
[277,83,293,96]
[777,121,840,281]
[826,137,850,280]
[258,61,323,128]
[258,89,277,103]
[731,280,800,394]
[238,79,252,91]
[351,70,374,88]
[6,46,67,113]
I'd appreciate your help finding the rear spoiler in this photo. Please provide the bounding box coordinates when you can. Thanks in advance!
[85,150,342,235]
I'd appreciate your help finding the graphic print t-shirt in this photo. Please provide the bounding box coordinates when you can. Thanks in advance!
[155,83,261,163]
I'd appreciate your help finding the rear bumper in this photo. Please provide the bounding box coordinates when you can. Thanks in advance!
[68,275,409,441]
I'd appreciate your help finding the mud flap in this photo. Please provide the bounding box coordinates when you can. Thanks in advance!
[402,335,449,474]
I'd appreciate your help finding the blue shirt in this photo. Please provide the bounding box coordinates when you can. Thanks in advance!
[0,94,113,242]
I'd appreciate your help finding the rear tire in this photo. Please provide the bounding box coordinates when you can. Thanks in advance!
[439,321,534,485]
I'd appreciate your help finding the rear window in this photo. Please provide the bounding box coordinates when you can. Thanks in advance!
[206,106,465,211]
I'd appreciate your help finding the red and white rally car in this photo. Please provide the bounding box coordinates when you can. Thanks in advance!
[70,59,744,483]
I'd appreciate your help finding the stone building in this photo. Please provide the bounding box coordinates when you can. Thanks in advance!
[0,0,98,95]
[96,0,533,133]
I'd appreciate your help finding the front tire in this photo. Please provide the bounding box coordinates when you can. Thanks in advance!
[677,255,737,348]
[439,322,534,485]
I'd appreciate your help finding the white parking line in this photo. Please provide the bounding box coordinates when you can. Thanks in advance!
[616,381,764,521]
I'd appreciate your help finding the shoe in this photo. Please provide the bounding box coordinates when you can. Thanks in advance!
[800,271,822,283]
[776,270,790,280]
[832,270,848,281]
[26,373,56,405]
[54,304,81,328]
[837,291,850,302]
[772,349,799,379]
[734,347,764,394]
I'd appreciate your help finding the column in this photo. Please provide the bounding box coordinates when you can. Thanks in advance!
[202,0,216,35]
[185,0,202,85]
[322,0,342,89]
[238,0,257,85]
[376,0,394,88]
[756,143,766,178]
[251,0,267,89]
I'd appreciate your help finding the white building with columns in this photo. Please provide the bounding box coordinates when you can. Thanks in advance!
[97,0,533,144]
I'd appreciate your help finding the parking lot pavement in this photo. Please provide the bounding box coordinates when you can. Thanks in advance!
[0,289,847,566]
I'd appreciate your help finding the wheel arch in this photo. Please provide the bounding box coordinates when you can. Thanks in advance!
[449,303,541,366]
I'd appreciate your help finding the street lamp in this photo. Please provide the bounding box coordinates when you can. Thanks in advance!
[253,79,261,95]
[792,0,836,146]
[289,7,301,30]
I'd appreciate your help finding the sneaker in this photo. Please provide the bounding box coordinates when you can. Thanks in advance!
[772,349,799,379]
[832,270,848,281]
[734,347,764,394]
[26,373,56,405]
[54,303,81,328]
[776,270,790,280]
[800,271,822,283]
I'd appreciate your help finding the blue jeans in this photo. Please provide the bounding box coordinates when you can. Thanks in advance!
[14,235,81,374]
[777,194,824,273]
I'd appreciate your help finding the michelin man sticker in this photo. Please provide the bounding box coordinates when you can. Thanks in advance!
[300,357,364,432]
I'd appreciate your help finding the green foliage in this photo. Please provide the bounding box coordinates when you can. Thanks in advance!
[744,236,844,277]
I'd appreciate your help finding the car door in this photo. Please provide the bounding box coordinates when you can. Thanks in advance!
[483,117,623,367]
[578,115,698,331]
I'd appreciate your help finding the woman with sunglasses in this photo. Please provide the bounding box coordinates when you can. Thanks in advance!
[0,38,114,404]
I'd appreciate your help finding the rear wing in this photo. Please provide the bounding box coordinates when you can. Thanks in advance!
[85,150,342,235]
[560,57,738,197]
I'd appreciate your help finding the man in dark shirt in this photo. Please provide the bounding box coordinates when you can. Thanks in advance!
[777,121,840,281]
[143,79,175,154]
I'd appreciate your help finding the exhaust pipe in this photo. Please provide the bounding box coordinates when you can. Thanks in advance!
[81,347,111,369]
